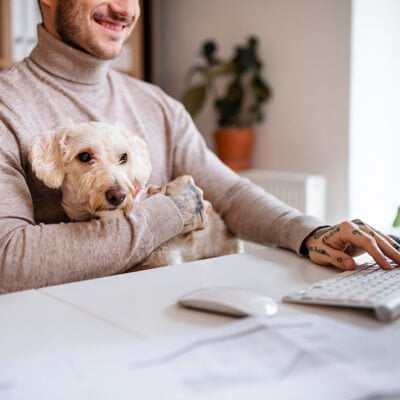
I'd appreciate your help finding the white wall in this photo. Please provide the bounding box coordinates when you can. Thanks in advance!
[349,0,400,229]
[152,0,352,224]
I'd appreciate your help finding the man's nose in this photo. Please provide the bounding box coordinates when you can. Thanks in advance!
[105,187,127,206]
[109,1,139,18]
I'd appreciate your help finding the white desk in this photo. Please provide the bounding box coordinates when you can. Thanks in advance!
[1,247,398,398]
[43,247,398,336]
[1,247,395,346]
[0,289,140,361]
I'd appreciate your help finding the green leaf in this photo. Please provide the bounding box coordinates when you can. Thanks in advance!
[393,207,400,227]
[206,62,236,80]
[182,85,206,117]
[251,74,272,102]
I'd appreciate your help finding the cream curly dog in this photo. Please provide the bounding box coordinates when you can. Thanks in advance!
[30,121,241,269]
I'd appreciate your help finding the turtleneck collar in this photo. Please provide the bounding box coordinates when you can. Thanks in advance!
[29,25,110,85]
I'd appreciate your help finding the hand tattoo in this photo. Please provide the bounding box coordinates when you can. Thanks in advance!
[163,176,207,233]
[313,226,335,239]
[322,226,340,244]
[312,226,340,244]
[166,182,204,218]
[309,246,331,257]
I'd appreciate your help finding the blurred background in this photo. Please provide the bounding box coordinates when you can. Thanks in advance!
[0,0,399,229]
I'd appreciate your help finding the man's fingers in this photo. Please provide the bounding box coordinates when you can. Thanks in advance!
[308,242,355,270]
[356,225,400,267]
[309,220,400,271]
[165,175,209,233]
[341,223,392,270]
[352,219,400,265]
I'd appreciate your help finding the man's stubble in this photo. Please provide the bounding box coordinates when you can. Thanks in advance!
[55,0,123,60]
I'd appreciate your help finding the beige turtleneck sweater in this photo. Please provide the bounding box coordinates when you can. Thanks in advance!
[0,26,323,294]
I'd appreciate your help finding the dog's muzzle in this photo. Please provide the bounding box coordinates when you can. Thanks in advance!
[105,187,126,206]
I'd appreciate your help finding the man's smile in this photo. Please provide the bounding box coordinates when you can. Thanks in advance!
[93,17,128,33]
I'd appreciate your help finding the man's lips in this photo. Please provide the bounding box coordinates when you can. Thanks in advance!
[94,18,128,33]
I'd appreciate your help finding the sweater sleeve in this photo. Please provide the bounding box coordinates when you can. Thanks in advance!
[166,97,325,254]
[0,125,183,294]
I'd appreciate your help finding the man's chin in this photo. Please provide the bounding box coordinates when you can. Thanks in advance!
[79,38,125,60]
[90,47,123,60]
[58,35,122,60]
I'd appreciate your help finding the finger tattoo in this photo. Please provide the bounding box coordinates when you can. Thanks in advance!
[369,230,375,237]
[337,257,343,263]
[169,183,204,216]
[313,226,336,240]
[393,243,400,251]
[322,226,340,244]
[352,219,366,226]
[352,229,362,236]
[187,183,204,215]
[309,246,331,257]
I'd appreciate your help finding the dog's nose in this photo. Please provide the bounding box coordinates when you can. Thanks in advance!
[105,188,126,206]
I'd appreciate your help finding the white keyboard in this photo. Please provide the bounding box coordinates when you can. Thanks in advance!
[283,261,400,322]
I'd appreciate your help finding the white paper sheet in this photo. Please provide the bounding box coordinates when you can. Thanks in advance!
[1,315,400,400]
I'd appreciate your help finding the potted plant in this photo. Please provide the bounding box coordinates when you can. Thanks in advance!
[182,36,272,171]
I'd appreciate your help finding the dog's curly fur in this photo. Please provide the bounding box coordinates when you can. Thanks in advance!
[30,121,242,270]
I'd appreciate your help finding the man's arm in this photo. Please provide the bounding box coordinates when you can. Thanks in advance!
[0,126,184,294]
[164,97,400,270]
[166,99,323,254]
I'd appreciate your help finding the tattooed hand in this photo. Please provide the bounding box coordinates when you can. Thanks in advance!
[148,176,210,234]
[304,219,400,270]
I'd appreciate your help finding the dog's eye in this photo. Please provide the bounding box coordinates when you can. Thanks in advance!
[119,153,128,164]
[78,152,92,163]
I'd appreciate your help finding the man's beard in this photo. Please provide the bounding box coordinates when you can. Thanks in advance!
[55,1,131,59]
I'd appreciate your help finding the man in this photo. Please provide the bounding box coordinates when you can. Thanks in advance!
[0,0,398,294]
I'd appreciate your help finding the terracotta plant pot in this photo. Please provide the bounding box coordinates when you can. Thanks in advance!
[215,127,255,171]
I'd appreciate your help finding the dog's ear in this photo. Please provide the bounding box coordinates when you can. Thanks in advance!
[121,129,152,187]
[30,130,66,189]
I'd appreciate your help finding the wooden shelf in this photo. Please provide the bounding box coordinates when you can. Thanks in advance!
[0,0,11,70]
[131,2,145,80]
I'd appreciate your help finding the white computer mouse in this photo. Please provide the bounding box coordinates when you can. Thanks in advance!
[177,286,278,317]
